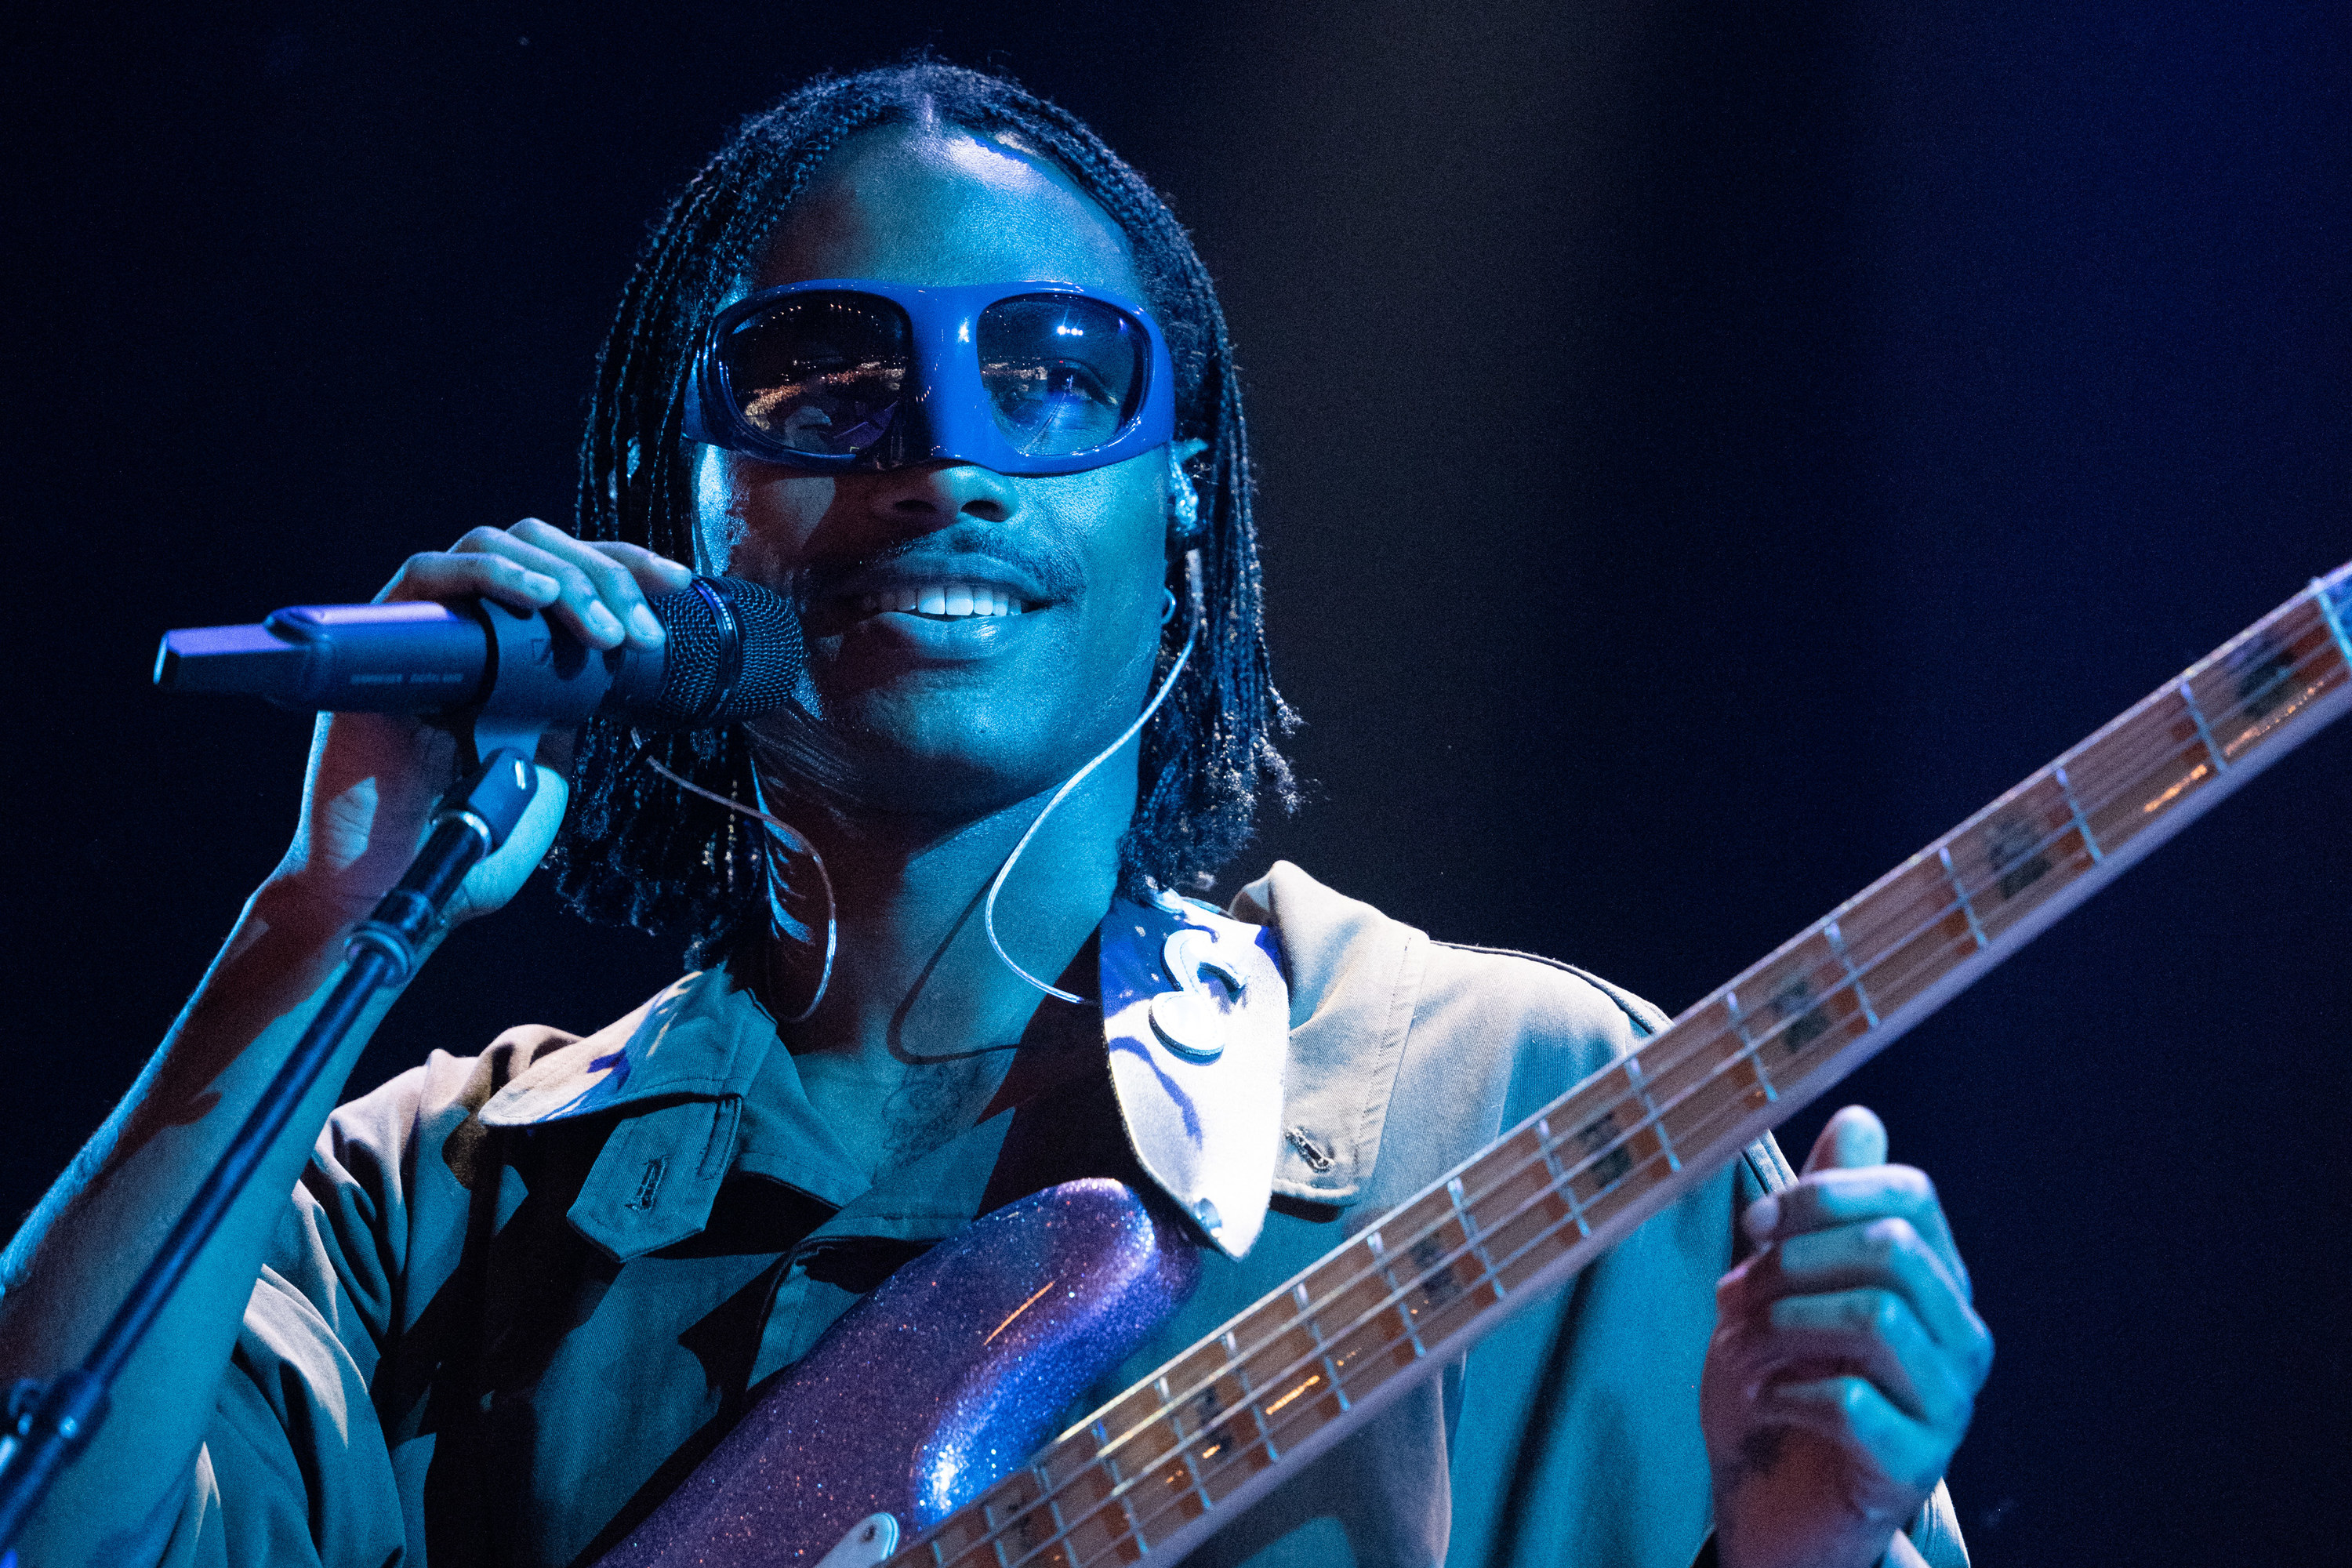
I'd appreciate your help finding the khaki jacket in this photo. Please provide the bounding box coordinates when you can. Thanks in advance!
[150,862,1962,1568]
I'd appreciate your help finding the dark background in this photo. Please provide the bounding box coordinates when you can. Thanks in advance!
[5,2,2347,1560]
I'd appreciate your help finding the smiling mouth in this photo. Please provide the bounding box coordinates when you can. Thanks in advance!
[848,581,1036,620]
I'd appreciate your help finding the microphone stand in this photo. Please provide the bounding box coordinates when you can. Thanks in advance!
[0,743,543,1555]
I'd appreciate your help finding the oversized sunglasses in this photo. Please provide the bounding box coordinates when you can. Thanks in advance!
[681,279,1177,476]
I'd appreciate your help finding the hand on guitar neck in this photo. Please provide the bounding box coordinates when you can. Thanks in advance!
[1702,1107,1993,1568]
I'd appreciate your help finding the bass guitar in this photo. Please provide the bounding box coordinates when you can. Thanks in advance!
[603,561,2352,1568]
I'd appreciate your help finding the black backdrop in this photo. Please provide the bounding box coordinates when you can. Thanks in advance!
[6,2,2347,1561]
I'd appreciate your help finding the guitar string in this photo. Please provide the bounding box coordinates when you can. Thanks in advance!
[916,628,2347,1568]
[902,600,2347,1568]
[989,856,2146,1568]
[924,618,2352,1568]
[938,645,2345,1568]
[1023,628,2349,1484]
[976,1103,1817,1568]
[1007,608,2352,1552]
[931,841,2164,1564]
[960,927,1957,1568]
[1111,1113,1788,1562]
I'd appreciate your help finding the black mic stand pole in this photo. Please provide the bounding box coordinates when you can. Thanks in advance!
[0,741,543,1555]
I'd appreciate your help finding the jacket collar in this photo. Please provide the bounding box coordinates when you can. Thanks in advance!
[474,861,1422,1258]
[1228,862,1427,1206]
[477,967,776,1129]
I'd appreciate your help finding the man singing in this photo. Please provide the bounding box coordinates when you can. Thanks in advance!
[0,61,1988,1568]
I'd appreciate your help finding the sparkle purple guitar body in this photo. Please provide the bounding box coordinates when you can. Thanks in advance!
[596,1178,1202,1568]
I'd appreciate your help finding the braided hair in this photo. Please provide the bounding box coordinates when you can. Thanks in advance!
[554,60,1298,955]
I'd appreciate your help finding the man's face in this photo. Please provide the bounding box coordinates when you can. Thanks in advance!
[694,126,1173,820]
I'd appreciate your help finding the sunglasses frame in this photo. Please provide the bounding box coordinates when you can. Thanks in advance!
[681,278,1178,476]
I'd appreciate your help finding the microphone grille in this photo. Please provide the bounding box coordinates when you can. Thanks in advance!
[648,575,805,728]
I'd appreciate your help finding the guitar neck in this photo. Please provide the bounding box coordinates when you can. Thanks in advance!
[898,564,2352,1568]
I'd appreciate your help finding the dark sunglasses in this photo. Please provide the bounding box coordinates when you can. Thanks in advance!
[681,278,1177,476]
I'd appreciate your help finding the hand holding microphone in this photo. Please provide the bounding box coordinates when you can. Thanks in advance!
[158,524,804,731]
[164,521,800,935]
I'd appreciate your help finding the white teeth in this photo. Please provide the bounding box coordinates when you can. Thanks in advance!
[858,582,1025,619]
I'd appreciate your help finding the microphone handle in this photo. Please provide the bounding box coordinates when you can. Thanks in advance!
[154,596,668,724]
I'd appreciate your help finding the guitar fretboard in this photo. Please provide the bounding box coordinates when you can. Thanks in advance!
[896,564,2352,1568]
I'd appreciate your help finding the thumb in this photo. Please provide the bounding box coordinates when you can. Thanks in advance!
[1802,1103,1889,1175]
[442,764,571,927]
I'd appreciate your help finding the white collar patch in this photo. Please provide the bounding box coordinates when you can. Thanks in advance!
[1100,891,1290,1258]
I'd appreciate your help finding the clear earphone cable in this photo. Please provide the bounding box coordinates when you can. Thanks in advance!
[644,547,1198,1015]
[645,757,837,1022]
[983,549,1203,1004]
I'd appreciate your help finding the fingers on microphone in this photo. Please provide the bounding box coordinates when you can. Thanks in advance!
[592,540,696,596]
[487,520,637,650]
[586,542,695,644]
[381,546,562,612]
[387,521,689,651]
[514,522,679,649]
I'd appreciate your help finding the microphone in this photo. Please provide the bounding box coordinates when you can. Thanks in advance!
[153,575,804,731]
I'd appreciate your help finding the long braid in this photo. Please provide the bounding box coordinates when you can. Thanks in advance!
[555,61,1298,953]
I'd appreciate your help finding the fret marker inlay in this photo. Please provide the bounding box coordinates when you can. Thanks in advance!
[1984,815,2052,899]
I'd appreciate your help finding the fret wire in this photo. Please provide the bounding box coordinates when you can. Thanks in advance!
[1723,989,1777,1101]
[1225,1327,1281,1461]
[1824,917,1886,1022]
[1933,848,1989,953]
[1172,1435,1214,1518]
[952,622,2350,1568]
[1093,1416,1127,1498]
[2052,764,2103,864]
[2176,678,2230,774]
[1362,1231,1428,1358]
[1621,1055,1679,1171]
[1532,1116,1592,1236]
[1036,1459,1070,1543]
[2313,576,2352,664]
[1448,1174,1503,1283]
[1299,1279,1351,1414]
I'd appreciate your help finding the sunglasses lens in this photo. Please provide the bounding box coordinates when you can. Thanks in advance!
[978,295,1149,456]
[716,292,911,458]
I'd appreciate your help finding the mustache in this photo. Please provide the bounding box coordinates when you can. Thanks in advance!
[789,524,1091,605]
[750,523,1093,816]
